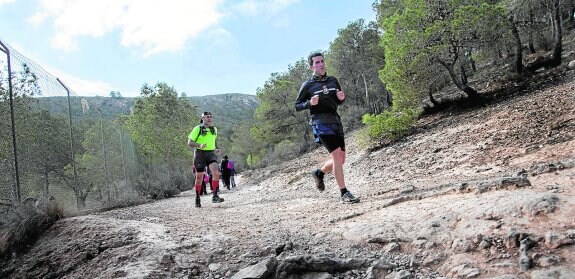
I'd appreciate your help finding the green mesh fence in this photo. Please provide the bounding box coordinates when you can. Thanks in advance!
[0,39,144,212]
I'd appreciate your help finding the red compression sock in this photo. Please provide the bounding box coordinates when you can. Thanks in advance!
[212,180,219,195]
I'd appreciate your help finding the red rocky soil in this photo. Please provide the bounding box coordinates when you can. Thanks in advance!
[1,70,575,279]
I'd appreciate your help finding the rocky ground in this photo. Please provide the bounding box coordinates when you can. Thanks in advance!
[1,68,575,278]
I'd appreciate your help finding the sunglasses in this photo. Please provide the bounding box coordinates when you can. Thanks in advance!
[202,112,213,118]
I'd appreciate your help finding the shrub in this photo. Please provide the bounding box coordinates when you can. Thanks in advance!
[362,108,418,141]
[133,174,181,200]
[0,197,64,261]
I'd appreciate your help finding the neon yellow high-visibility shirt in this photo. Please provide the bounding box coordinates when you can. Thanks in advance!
[188,125,218,151]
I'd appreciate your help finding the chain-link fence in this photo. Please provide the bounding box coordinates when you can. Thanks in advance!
[0,39,192,213]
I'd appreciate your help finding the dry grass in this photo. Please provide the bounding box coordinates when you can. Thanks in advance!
[0,198,64,261]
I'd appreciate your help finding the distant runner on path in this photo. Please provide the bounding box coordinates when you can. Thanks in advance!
[228,159,236,188]
[220,155,231,190]
[187,111,225,208]
[295,51,360,204]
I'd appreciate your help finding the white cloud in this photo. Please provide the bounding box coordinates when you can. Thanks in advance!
[232,0,300,20]
[0,0,16,7]
[3,42,113,97]
[31,63,115,97]
[29,0,224,56]
[204,27,235,48]
[49,69,114,96]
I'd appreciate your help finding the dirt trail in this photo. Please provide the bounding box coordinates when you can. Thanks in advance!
[2,75,575,278]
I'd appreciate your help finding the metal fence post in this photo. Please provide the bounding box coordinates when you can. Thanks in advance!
[96,108,111,201]
[0,39,21,202]
[56,78,80,208]
[119,130,128,191]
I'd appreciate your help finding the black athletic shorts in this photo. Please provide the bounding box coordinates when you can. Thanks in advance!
[312,122,345,153]
[317,134,345,153]
[194,150,218,172]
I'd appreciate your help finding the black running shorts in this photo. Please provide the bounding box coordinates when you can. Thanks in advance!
[317,134,346,153]
[194,150,218,172]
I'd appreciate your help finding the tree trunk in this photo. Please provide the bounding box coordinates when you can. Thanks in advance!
[570,0,574,24]
[42,169,49,196]
[528,12,536,53]
[469,51,477,72]
[550,0,562,67]
[77,195,87,209]
[166,152,171,195]
[509,17,524,74]
[460,65,468,84]
[524,0,563,73]
[428,88,438,106]
[361,73,369,108]
[492,45,501,66]
[439,59,480,100]
[76,185,91,209]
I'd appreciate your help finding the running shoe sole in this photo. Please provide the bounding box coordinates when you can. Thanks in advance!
[311,169,325,192]
[340,198,360,204]
[340,192,360,204]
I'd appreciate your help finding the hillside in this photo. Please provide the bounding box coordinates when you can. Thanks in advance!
[1,71,574,278]
[35,93,259,129]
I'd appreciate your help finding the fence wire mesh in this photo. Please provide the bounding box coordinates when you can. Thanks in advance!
[0,39,192,213]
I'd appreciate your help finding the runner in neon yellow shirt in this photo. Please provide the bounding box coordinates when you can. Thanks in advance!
[187,111,224,207]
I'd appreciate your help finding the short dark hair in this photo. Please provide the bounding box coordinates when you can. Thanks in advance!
[308,51,323,66]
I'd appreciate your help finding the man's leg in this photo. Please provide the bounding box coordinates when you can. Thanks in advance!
[320,158,333,174]
[209,162,224,203]
[312,134,345,193]
[312,157,332,192]
[330,148,346,189]
[194,171,204,207]
[330,148,359,203]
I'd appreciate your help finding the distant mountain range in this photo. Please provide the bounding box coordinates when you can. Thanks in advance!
[34,93,260,130]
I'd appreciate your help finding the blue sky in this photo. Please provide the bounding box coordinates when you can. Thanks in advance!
[0,0,376,97]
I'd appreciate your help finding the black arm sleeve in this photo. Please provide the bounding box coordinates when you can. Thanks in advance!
[295,81,310,111]
[335,78,345,105]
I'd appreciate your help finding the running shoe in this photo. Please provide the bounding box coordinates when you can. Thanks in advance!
[212,196,225,203]
[340,192,360,204]
[311,168,325,192]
